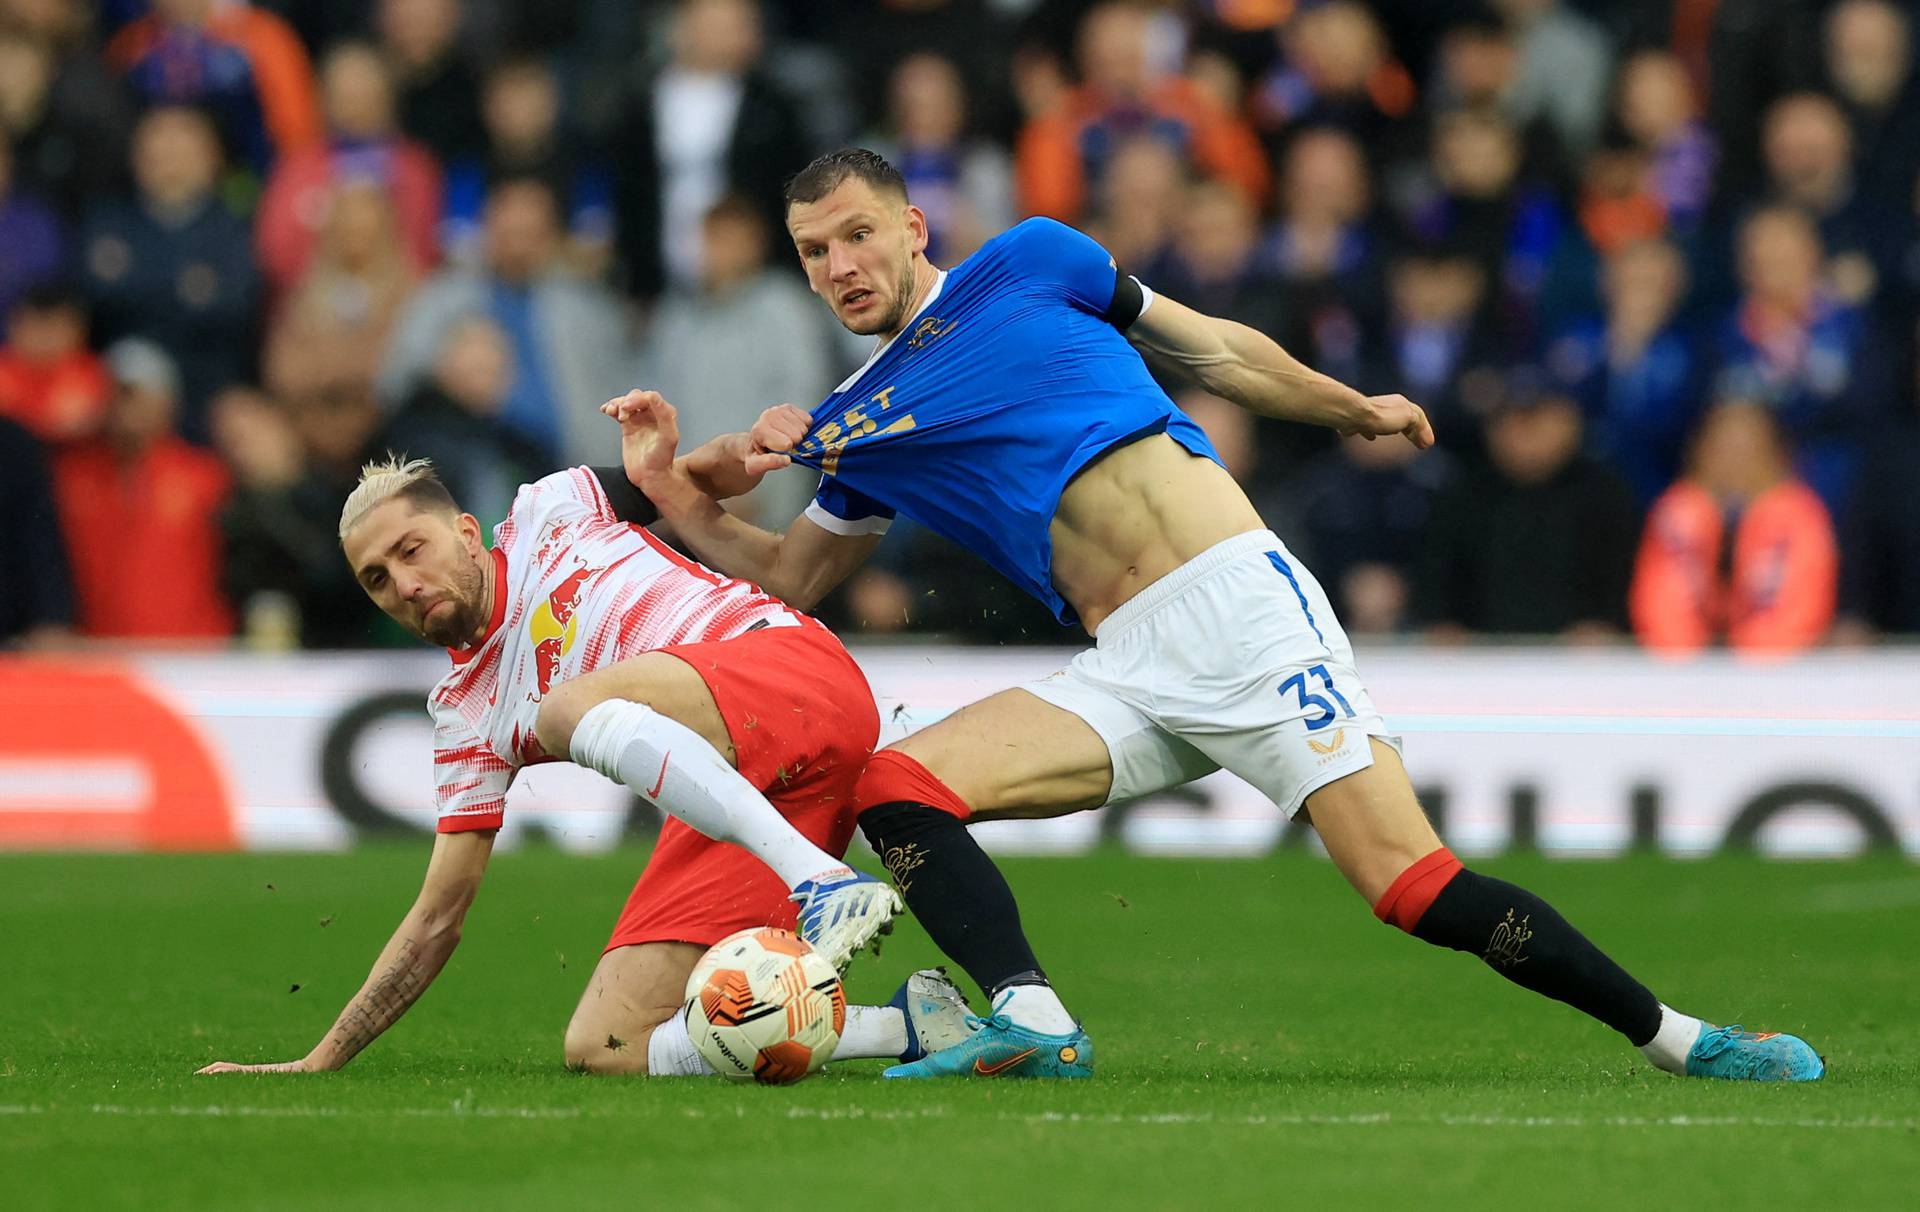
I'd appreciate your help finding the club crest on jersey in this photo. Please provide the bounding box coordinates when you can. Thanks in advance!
[905,315,957,351]
[529,565,592,695]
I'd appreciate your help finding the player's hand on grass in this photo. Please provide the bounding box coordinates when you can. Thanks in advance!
[1345,394,1436,449]
[745,404,814,475]
[195,1058,317,1075]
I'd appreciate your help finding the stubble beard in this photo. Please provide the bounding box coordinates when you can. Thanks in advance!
[416,555,488,647]
[845,255,920,337]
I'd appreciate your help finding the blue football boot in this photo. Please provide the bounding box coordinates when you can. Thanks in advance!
[884,992,1094,1079]
[1684,1024,1826,1082]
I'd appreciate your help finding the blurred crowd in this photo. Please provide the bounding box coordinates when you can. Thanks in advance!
[2,0,1919,657]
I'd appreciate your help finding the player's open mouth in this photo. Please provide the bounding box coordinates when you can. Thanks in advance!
[842,289,874,309]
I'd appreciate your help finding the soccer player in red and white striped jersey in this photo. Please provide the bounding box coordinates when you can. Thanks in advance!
[195,455,973,1078]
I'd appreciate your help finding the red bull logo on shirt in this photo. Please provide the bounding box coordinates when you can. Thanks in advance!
[529,565,593,695]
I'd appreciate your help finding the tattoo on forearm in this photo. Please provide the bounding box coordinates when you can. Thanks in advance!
[327,937,431,1059]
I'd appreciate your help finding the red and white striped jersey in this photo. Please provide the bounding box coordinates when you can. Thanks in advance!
[429,467,802,832]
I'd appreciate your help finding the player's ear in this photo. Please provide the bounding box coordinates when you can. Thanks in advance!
[903,203,929,256]
[455,511,484,554]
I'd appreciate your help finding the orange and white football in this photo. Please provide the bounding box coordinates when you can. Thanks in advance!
[683,927,846,1084]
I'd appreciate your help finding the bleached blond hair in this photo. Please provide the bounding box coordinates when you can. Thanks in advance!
[337,455,456,541]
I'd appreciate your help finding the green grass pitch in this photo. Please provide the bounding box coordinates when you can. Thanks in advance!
[3,845,1916,1210]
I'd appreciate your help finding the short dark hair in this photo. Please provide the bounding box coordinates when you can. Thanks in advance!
[485,55,553,93]
[485,172,563,223]
[388,474,461,528]
[783,148,908,212]
[704,191,766,231]
[13,282,85,317]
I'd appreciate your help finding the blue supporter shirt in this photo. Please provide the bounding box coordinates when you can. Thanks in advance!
[791,218,1221,628]
[489,282,562,460]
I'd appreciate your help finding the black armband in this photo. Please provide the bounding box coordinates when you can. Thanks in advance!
[1104,267,1146,332]
[588,466,660,526]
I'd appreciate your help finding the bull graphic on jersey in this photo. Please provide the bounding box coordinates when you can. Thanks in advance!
[529,565,593,695]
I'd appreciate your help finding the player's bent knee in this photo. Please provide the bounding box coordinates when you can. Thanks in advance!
[562,1021,601,1072]
[854,748,973,819]
[1304,742,1444,903]
[880,738,1106,820]
[563,1042,628,1076]
[878,735,983,807]
[562,1016,663,1076]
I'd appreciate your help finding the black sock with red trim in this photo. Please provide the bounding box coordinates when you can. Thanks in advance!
[1378,849,1662,1045]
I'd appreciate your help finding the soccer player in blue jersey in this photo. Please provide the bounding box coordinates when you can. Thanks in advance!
[607,149,1823,1083]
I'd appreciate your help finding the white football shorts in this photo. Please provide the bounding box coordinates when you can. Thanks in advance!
[1022,529,1401,818]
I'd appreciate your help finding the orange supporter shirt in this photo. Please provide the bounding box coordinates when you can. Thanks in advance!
[54,439,234,639]
[1630,480,1837,656]
[0,349,112,444]
[1017,78,1272,222]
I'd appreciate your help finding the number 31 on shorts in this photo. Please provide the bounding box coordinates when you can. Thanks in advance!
[1279,664,1355,732]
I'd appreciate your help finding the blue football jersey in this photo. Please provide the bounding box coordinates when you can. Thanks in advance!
[791,217,1222,627]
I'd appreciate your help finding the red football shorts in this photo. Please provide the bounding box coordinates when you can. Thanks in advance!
[603,619,879,952]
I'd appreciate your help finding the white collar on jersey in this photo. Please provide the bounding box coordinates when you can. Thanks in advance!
[830,268,948,395]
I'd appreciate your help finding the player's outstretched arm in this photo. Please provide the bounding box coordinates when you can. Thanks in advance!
[1127,293,1435,448]
[602,391,880,609]
[195,830,495,1074]
[671,429,771,501]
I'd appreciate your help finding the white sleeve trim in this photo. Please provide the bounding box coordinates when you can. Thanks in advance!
[1134,278,1155,321]
[804,500,893,536]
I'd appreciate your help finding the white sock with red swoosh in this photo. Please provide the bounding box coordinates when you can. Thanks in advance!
[570,699,846,889]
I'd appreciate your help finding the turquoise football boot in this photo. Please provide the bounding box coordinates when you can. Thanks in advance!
[883,993,1094,1079]
[1684,1024,1826,1082]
